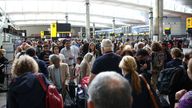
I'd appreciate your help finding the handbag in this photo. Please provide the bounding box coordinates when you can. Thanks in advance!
[139,75,160,108]
[64,89,76,108]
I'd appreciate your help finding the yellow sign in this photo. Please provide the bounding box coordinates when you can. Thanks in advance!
[186,17,192,30]
[165,28,171,30]
[40,31,44,38]
[51,22,57,37]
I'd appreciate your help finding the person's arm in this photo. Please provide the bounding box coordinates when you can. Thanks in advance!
[47,67,54,83]
[80,63,88,79]
[39,60,49,78]
[174,89,187,108]
[89,73,96,85]
[63,64,70,86]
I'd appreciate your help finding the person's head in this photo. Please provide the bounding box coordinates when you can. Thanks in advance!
[135,49,149,61]
[118,44,125,51]
[88,72,132,108]
[0,49,5,58]
[77,56,83,64]
[121,45,133,57]
[183,51,192,65]
[161,42,167,50]
[187,58,192,80]
[137,42,145,50]
[83,53,93,63]
[25,47,36,57]
[89,42,96,51]
[143,45,152,55]
[11,55,39,77]
[100,39,113,54]
[151,42,162,52]
[52,45,60,54]
[119,55,141,94]
[71,41,77,46]
[49,54,61,68]
[65,41,71,49]
[20,42,31,51]
[170,47,182,59]
[43,44,49,51]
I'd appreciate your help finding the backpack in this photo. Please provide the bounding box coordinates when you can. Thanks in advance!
[35,73,64,108]
[157,66,185,95]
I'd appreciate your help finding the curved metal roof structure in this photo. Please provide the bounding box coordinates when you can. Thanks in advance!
[0,0,191,28]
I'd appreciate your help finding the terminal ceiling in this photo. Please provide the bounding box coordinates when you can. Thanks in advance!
[0,0,191,28]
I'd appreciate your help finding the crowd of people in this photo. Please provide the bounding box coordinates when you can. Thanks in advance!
[3,38,192,108]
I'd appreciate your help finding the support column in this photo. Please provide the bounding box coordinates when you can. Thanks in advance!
[153,0,163,41]
[149,8,153,40]
[80,27,83,39]
[159,0,163,41]
[65,13,68,23]
[153,0,159,41]
[85,0,90,40]
[93,23,95,38]
[112,17,115,33]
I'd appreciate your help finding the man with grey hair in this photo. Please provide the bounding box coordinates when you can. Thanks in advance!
[88,72,132,108]
[89,39,122,84]
[48,54,69,93]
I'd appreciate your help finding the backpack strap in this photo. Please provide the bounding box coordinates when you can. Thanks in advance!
[35,73,47,92]
[139,75,159,108]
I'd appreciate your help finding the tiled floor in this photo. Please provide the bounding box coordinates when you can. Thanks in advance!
[0,93,6,108]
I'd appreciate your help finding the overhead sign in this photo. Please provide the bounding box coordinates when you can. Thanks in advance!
[186,17,192,30]
[40,31,44,38]
[51,22,57,37]
[164,28,171,35]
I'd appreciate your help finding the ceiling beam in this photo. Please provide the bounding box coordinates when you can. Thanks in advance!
[12,19,143,26]
[7,11,144,23]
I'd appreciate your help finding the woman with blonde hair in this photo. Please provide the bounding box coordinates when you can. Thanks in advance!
[7,55,47,108]
[119,55,158,108]
[79,53,93,83]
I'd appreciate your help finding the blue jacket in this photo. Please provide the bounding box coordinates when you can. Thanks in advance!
[166,58,183,68]
[7,72,47,108]
[34,56,48,78]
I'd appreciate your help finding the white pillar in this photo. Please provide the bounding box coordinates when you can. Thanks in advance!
[85,0,90,40]
[153,0,159,41]
[80,27,83,39]
[159,0,163,41]
[112,17,115,33]
[65,13,68,23]
[149,8,153,40]
[153,0,163,41]
[93,23,95,38]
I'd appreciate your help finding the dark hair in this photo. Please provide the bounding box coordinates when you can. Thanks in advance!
[77,56,83,63]
[52,45,59,52]
[151,42,162,52]
[121,49,133,57]
[136,49,149,57]
[25,47,36,57]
